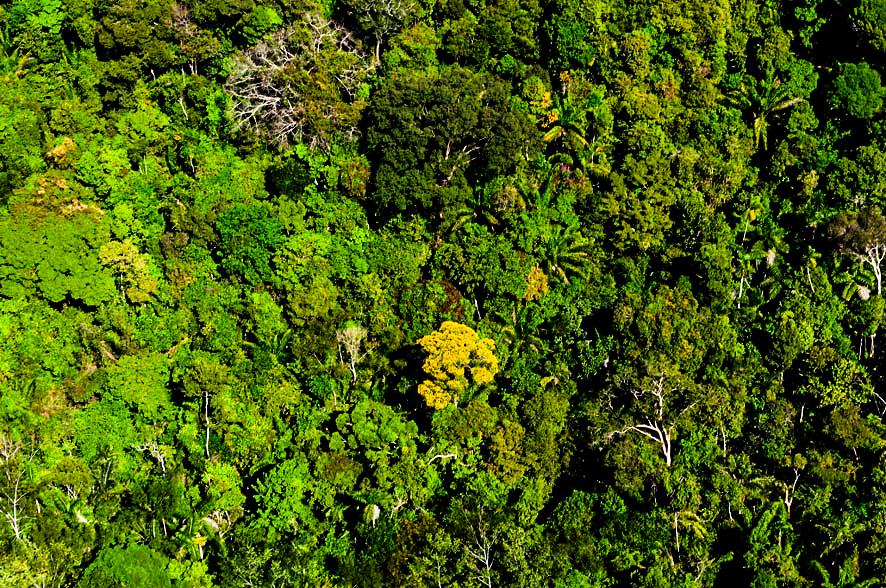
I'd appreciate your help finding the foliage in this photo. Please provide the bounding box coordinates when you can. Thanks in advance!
[78,545,173,588]
[2,0,886,585]
[831,62,883,119]
[416,321,499,409]
[856,0,886,52]
[366,65,537,211]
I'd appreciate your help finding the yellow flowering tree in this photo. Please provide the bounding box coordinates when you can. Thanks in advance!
[416,321,499,409]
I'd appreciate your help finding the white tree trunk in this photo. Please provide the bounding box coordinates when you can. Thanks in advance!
[204,389,211,458]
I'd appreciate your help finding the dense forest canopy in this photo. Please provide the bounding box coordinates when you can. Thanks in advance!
[2,0,886,585]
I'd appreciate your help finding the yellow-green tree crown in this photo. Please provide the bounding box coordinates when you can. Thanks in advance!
[416,321,499,409]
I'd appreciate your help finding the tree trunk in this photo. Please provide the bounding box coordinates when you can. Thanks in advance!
[204,389,210,458]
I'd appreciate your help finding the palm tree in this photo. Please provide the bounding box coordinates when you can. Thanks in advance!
[245,328,294,365]
[0,26,29,81]
[728,65,805,151]
[499,303,546,358]
[542,93,614,179]
[537,153,579,208]
[543,96,590,152]
[438,204,501,237]
[539,223,596,284]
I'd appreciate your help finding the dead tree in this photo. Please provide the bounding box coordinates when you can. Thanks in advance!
[136,441,168,474]
[628,376,673,466]
[336,324,368,383]
[830,206,886,295]
[204,388,211,459]
[782,468,801,518]
[462,506,496,588]
[608,374,697,468]
[0,436,35,542]
[226,13,373,150]
[622,419,673,467]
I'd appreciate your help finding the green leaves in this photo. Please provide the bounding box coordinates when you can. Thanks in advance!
[802,356,873,409]
[0,213,116,305]
[855,0,886,53]
[0,88,44,196]
[216,203,283,286]
[78,545,173,588]
[367,65,537,212]
[252,458,315,538]
[831,62,884,120]
[728,59,818,151]
[546,0,609,70]
[104,352,170,421]
[99,240,159,303]
[3,0,886,585]
[72,399,138,464]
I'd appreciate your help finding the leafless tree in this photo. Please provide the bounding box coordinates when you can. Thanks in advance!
[336,324,368,383]
[166,2,205,76]
[620,376,674,466]
[203,388,211,458]
[462,506,497,588]
[0,435,35,542]
[830,206,886,295]
[782,468,801,518]
[343,0,416,63]
[136,440,169,474]
[168,2,196,39]
[607,373,697,468]
[203,510,234,541]
[226,13,373,150]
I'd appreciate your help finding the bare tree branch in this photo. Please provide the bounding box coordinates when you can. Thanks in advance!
[226,14,373,150]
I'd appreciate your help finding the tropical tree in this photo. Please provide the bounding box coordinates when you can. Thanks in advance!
[831,62,884,119]
[537,223,595,284]
[226,10,373,150]
[829,206,886,295]
[727,60,817,150]
[416,321,499,409]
